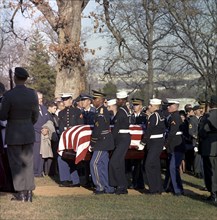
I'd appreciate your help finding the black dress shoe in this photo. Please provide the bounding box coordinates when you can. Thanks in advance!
[11,191,26,202]
[70,183,80,188]
[93,190,105,195]
[115,188,128,195]
[207,192,217,202]
[26,190,33,202]
[59,181,72,187]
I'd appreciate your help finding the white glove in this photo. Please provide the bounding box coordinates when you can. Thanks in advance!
[163,146,166,150]
[137,143,145,151]
[194,147,198,152]
[88,146,93,152]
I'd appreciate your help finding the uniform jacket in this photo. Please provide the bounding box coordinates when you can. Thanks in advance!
[131,111,147,128]
[188,115,200,147]
[58,106,84,134]
[198,109,217,156]
[81,106,96,125]
[90,105,114,151]
[165,111,184,153]
[112,105,130,141]
[0,85,39,145]
[141,110,165,146]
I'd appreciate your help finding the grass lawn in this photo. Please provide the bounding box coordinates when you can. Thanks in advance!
[0,173,217,220]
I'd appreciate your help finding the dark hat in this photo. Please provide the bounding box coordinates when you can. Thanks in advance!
[131,98,143,105]
[92,90,106,98]
[74,95,81,102]
[14,67,29,79]
[193,105,201,111]
[210,95,217,106]
[184,104,192,112]
[80,93,92,100]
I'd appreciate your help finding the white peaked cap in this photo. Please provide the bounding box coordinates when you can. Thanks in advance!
[167,99,180,104]
[60,93,73,98]
[116,91,128,99]
[107,99,117,106]
[150,98,162,105]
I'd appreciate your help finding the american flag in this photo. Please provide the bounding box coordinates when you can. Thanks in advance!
[58,125,144,164]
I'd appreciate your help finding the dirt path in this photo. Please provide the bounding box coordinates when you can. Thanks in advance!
[34,182,209,197]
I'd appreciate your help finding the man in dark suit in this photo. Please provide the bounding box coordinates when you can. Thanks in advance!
[33,91,49,177]
[0,67,39,202]
[198,95,217,203]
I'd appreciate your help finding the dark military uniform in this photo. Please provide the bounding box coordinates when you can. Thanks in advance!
[90,104,115,193]
[58,105,84,186]
[109,105,131,193]
[141,110,165,194]
[82,106,96,125]
[198,100,217,202]
[164,111,185,195]
[0,84,39,194]
[189,114,203,177]
[58,106,83,134]
[128,111,147,189]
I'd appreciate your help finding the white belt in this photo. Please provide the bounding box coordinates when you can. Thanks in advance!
[150,134,164,139]
[119,129,130,134]
[176,131,183,135]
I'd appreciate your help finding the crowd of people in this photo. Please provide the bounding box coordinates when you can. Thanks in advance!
[0,67,216,204]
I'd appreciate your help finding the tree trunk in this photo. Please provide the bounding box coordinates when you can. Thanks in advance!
[55,0,86,98]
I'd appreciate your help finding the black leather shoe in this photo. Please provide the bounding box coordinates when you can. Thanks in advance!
[207,192,217,203]
[115,188,128,195]
[93,190,105,195]
[11,191,26,202]
[59,181,72,187]
[70,183,81,188]
[26,190,33,202]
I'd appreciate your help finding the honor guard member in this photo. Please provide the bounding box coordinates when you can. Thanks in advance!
[138,98,165,194]
[80,93,96,125]
[189,105,203,178]
[0,67,39,202]
[109,91,131,195]
[128,98,147,190]
[57,93,84,187]
[89,90,115,194]
[163,99,185,196]
[198,95,217,203]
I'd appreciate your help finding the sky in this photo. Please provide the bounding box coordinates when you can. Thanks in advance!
[13,0,108,57]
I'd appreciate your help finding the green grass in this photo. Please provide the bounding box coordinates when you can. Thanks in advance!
[1,174,217,220]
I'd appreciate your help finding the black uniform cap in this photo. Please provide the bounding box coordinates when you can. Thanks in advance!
[92,90,106,98]
[80,93,93,100]
[131,98,143,105]
[14,67,29,79]
[210,95,217,106]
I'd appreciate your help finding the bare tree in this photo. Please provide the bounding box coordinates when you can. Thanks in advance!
[100,0,172,101]
[7,0,90,97]
[163,0,217,99]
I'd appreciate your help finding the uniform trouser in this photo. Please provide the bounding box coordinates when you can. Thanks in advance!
[194,152,203,176]
[57,156,80,184]
[203,156,217,193]
[109,134,131,189]
[164,152,184,194]
[33,141,43,176]
[7,144,35,191]
[90,150,113,192]
[145,140,163,193]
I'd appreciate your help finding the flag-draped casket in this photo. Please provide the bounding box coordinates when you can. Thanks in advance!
[58,125,166,164]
